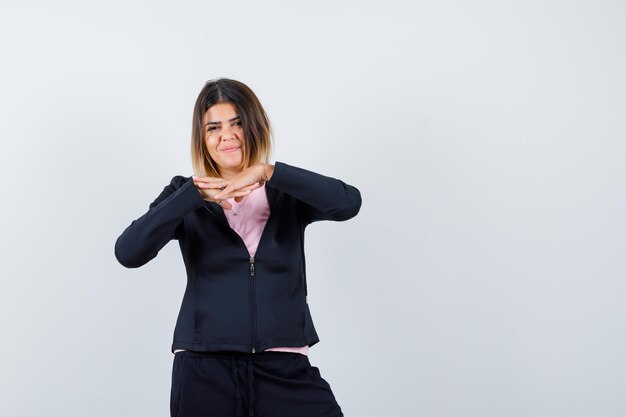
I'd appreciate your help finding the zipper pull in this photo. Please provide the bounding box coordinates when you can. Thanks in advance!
[250,256,255,276]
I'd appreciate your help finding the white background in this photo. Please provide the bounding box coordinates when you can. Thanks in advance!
[1,1,625,416]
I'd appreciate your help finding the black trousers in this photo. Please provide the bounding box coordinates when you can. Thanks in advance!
[170,350,345,417]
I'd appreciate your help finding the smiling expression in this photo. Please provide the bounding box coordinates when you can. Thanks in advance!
[203,102,245,179]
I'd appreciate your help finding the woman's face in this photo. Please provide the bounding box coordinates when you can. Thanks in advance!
[203,102,244,179]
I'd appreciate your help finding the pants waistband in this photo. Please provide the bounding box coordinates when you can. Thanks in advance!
[175,349,306,361]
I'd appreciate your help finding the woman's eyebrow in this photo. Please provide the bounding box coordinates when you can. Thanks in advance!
[204,115,241,126]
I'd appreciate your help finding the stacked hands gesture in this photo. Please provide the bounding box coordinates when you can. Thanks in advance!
[192,164,271,210]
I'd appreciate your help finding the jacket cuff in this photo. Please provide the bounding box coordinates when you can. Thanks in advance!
[171,176,207,213]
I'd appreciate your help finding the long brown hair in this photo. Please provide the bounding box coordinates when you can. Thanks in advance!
[190,78,273,178]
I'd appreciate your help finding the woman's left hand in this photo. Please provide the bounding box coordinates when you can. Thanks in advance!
[212,164,272,201]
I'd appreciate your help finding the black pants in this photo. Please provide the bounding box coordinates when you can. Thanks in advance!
[170,350,345,417]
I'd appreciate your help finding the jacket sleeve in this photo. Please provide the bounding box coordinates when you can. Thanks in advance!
[266,161,362,225]
[114,175,206,268]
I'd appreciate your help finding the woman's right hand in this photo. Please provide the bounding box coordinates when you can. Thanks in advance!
[192,176,261,210]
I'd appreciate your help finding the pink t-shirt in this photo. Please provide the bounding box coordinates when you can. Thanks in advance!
[174,182,310,356]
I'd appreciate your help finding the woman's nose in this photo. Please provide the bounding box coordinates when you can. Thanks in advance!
[220,124,237,138]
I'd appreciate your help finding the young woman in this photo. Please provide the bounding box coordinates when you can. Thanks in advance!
[114,78,362,417]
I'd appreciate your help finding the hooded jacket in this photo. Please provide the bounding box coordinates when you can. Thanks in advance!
[114,161,362,354]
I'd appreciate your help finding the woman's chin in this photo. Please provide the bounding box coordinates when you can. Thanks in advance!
[217,160,244,173]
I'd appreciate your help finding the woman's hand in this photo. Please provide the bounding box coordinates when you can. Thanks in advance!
[212,164,274,202]
[192,175,260,210]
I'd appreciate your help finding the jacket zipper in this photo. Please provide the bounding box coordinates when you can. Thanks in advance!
[202,183,277,354]
[203,205,259,353]
[250,255,256,353]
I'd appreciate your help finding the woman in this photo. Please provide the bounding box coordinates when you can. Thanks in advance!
[114,78,362,417]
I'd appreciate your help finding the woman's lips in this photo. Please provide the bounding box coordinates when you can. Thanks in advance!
[222,146,240,152]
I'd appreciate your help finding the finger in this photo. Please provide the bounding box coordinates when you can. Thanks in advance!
[239,181,263,192]
[193,176,231,185]
[215,180,261,199]
[209,194,234,209]
[215,189,254,200]
[192,175,226,181]
[209,186,249,199]
[194,177,239,190]
[221,183,262,197]
[233,183,262,202]
[195,181,229,190]
[214,184,236,200]
[219,201,233,210]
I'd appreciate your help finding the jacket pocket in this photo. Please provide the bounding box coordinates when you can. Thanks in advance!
[300,272,307,335]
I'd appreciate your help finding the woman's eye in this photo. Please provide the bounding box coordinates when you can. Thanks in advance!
[207,126,217,132]
[233,121,241,126]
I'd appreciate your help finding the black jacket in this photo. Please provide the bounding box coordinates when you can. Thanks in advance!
[114,161,362,354]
